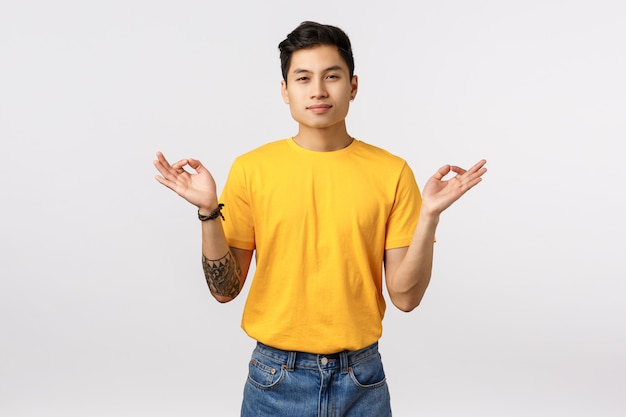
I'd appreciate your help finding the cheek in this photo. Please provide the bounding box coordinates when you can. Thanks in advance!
[285,89,301,103]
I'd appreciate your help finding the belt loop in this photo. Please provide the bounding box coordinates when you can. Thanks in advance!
[340,350,349,374]
[286,350,296,372]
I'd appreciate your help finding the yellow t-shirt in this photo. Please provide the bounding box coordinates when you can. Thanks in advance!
[221,138,421,353]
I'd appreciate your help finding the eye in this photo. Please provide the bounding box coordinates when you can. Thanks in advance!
[327,74,339,79]
[296,76,309,82]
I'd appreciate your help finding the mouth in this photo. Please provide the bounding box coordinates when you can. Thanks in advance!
[306,104,332,113]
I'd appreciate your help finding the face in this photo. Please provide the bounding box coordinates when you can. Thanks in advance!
[281,45,358,131]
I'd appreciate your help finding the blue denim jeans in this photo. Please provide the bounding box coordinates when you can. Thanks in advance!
[241,341,392,417]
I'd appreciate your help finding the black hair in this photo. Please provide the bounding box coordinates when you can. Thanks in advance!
[278,21,355,82]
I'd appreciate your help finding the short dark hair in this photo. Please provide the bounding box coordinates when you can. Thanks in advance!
[278,21,355,82]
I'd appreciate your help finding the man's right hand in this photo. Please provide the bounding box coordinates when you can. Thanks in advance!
[153,151,218,211]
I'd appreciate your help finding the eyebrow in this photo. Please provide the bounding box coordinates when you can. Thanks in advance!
[292,65,345,75]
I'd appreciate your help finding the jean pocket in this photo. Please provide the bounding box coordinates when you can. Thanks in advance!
[348,354,387,389]
[246,356,285,390]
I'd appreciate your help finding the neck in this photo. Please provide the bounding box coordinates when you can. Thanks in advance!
[292,123,353,152]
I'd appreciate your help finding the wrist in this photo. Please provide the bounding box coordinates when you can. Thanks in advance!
[198,204,225,221]
[198,203,220,216]
[418,206,440,226]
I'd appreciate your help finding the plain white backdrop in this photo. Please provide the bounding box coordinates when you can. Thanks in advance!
[1,0,625,416]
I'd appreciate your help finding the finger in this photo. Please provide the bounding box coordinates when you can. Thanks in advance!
[187,158,206,173]
[154,174,172,188]
[171,159,190,172]
[457,169,486,188]
[155,152,188,174]
[449,166,467,176]
[459,166,486,191]
[467,159,487,174]
[153,152,188,192]
[154,152,175,175]
[154,170,178,191]
[457,176,483,195]
[154,158,187,182]
[465,161,488,180]
[432,164,451,180]
[153,158,171,178]
[155,151,172,168]
[450,159,487,179]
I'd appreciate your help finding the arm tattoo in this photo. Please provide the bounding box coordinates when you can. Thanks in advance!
[202,251,241,298]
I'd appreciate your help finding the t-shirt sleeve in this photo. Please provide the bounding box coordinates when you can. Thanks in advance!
[220,157,256,250]
[384,162,422,249]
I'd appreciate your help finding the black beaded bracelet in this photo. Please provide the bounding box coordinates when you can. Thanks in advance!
[198,204,225,221]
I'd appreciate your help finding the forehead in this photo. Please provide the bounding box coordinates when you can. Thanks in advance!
[288,44,348,74]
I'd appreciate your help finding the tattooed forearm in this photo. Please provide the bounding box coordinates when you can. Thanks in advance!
[202,251,241,298]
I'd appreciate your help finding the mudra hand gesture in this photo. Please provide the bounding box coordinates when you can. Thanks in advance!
[421,159,488,216]
[153,152,218,210]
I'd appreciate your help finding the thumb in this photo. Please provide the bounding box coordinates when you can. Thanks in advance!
[432,164,451,180]
[186,158,206,173]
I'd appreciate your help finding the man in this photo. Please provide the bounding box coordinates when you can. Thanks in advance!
[154,21,486,417]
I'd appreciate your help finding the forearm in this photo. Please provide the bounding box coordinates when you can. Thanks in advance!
[199,205,243,303]
[387,159,487,311]
[387,209,439,312]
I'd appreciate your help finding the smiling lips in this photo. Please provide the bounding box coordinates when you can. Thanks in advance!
[307,104,332,113]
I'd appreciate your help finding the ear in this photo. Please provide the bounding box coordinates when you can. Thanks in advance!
[281,80,290,104]
[350,75,359,101]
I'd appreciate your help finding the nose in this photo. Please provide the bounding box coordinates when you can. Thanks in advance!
[310,78,328,99]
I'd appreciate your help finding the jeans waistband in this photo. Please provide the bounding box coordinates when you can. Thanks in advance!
[254,341,380,374]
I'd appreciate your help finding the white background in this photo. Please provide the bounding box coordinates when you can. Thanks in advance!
[1,0,625,416]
